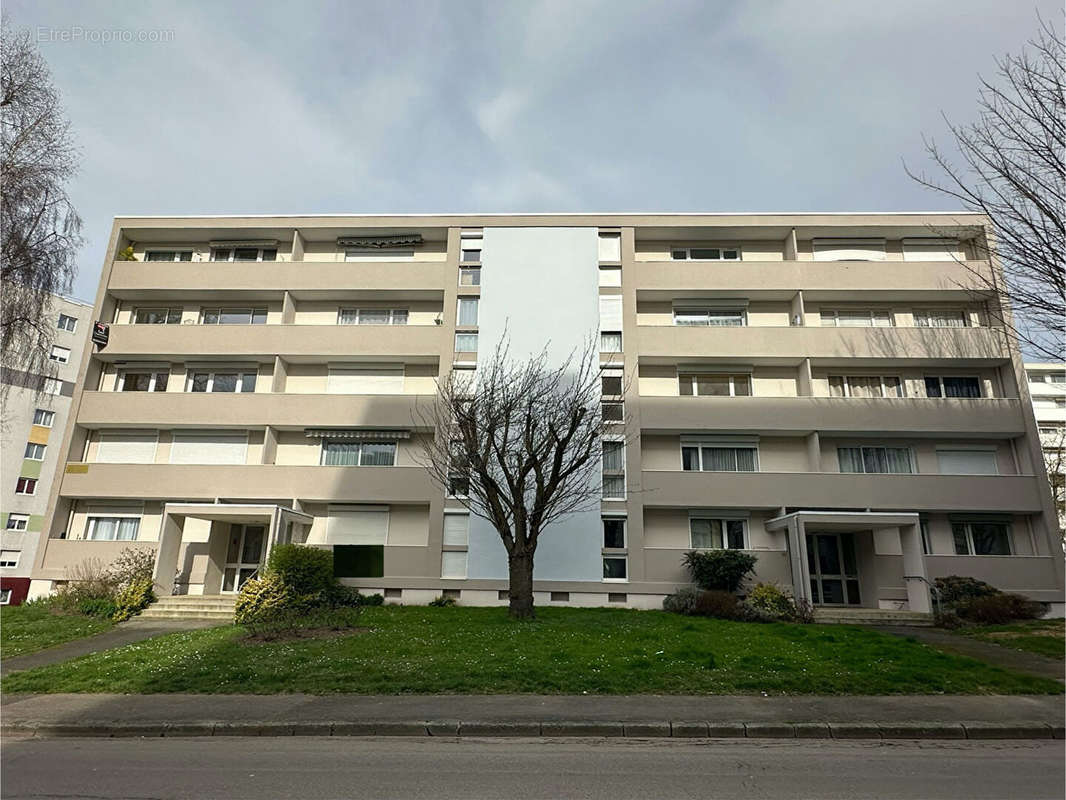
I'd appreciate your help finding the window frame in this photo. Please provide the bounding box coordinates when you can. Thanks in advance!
[819,308,894,327]
[602,516,627,550]
[14,477,37,495]
[913,308,971,328]
[680,444,759,472]
[48,345,71,364]
[57,313,77,332]
[24,442,46,461]
[669,246,741,261]
[186,370,257,394]
[601,439,626,499]
[678,372,752,397]
[200,307,268,325]
[33,408,55,427]
[454,332,479,353]
[0,588,11,604]
[337,308,409,326]
[935,447,999,476]
[459,266,482,286]
[211,247,277,262]
[42,378,63,396]
[5,513,30,531]
[836,445,915,474]
[319,440,398,467]
[951,520,1013,556]
[827,374,905,398]
[84,515,141,542]
[0,550,21,568]
[672,307,747,327]
[599,332,623,352]
[145,250,194,262]
[602,555,628,582]
[118,370,170,393]
[456,296,479,328]
[133,308,183,325]
[924,375,983,398]
[688,516,748,550]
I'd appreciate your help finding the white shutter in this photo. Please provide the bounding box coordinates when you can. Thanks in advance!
[902,238,964,262]
[97,432,158,464]
[598,267,622,287]
[441,550,467,578]
[598,232,621,262]
[937,449,998,475]
[326,506,389,544]
[813,239,887,261]
[443,513,469,546]
[599,296,623,332]
[169,432,248,465]
[327,366,404,394]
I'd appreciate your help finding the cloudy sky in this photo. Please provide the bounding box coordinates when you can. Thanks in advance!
[8,0,1059,302]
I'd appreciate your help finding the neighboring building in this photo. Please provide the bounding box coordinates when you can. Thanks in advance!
[1025,362,1066,534]
[2,295,93,605]
[29,214,1065,616]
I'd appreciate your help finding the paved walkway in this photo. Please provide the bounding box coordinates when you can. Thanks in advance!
[876,626,1064,682]
[1,619,219,676]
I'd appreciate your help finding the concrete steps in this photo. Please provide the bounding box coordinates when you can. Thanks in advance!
[140,595,236,621]
[813,608,934,627]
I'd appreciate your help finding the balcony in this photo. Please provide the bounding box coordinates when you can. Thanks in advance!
[77,391,436,429]
[107,260,448,296]
[633,260,992,299]
[638,396,1026,436]
[639,470,1045,513]
[100,323,445,360]
[60,463,435,504]
[636,325,1009,364]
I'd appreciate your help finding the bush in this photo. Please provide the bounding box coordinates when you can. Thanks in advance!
[112,578,155,622]
[681,550,757,593]
[663,587,702,615]
[243,606,362,641]
[429,595,456,607]
[51,558,119,615]
[235,573,296,625]
[934,575,999,605]
[955,593,1044,625]
[76,597,118,619]
[693,590,744,620]
[360,593,384,607]
[324,584,364,608]
[107,548,155,588]
[745,583,794,620]
[265,544,336,601]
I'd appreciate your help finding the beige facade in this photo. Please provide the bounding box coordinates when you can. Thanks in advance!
[29,214,1065,614]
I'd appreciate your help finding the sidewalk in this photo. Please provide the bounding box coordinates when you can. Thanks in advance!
[2,693,1062,740]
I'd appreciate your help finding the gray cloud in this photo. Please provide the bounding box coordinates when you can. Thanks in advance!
[7,0,1059,301]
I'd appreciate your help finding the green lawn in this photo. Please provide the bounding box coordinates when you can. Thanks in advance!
[956,618,1065,660]
[1,603,114,659]
[3,606,1060,695]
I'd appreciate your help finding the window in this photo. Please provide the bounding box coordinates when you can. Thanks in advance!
[952,521,1011,555]
[24,442,45,460]
[459,267,481,286]
[212,247,277,262]
[460,244,482,262]
[828,375,903,398]
[601,369,623,397]
[443,513,470,546]
[812,239,886,261]
[0,589,10,604]
[602,440,626,498]
[0,550,20,568]
[145,250,193,262]
[33,408,55,427]
[441,550,468,579]
[1048,373,1066,384]
[96,432,159,464]
[681,445,757,472]
[603,517,626,549]
[820,309,893,327]
[57,313,77,332]
[86,516,140,541]
[603,556,628,581]
[201,308,267,325]
[602,401,624,422]
[679,373,751,397]
[49,345,70,363]
[187,371,256,393]
[337,308,409,325]
[837,446,913,474]
[598,266,622,287]
[919,518,931,555]
[320,441,397,466]
[327,366,404,394]
[673,308,745,327]
[914,309,969,328]
[14,477,37,495]
[333,545,384,577]
[670,247,740,261]
[134,308,183,325]
[925,376,981,398]
[455,333,478,353]
[344,248,413,261]
[169,432,248,465]
[600,332,622,352]
[598,232,622,262]
[6,514,29,531]
[457,297,479,327]
[42,378,62,396]
[937,449,998,475]
[690,518,746,549]
[119,371,169,392]
[902,238,963,262]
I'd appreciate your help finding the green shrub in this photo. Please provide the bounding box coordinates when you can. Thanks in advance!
[265,544,335,600]
[360,593,384,607]
[324,584,364,608]
[76,597,118,619]
[235,573,296,625]
[51,559,119,615]
[243,606,362,641]
[955,593,1044,625]
[693,590,744,620]
[745,583,795,620]
[429,595,456,607]
[934,575,1000,605]
[112,578,155,622]
[107,548,155,588]
[681,550,757,593]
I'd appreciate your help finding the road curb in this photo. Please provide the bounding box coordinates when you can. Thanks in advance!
[4,719,1061,740]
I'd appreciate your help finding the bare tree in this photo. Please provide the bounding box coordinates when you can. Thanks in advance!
[905,16,1064,360]
[1,19,82,405]
[417,336,624,619]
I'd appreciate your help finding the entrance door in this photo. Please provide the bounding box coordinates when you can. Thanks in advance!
[222,524,266,593]
[806,532,861,606]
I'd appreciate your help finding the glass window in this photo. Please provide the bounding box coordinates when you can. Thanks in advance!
[49,345,70,363]
[320,441,396,466]
[915,309,968,328]
[601,372,623,396]
[201,308,267,324]
[15,477,37,495]
[690,518,746,550]
[925,376,981,398]
[602,401,624,422]
[455,333,478,353]
[602,441,625,498]
[603,518,626,549]
[679,373,751,397]
[43,378,62,395]
[600,332,623,352]
[24,442,46,460]
[457,297,479,327]
[674,308,745,327]
[187,371,255,393]
[821,309,894,327]
[461,248,482,262]
[134,308,183,324]
[1047,373,1066,384]
[459,267,481,286]
[57,313,77,331]
[0,550,20,568]
[682,446,758,472]
[145,251,193,262]
[603,557,628,580]
[120,371,167,392]
[6,514,29,531]
[33,408,55,426]
[86,516,140,541]
[952,521,1011,555]
[357,308,390,325]
[670,247,741,261]
[838,446,913,474]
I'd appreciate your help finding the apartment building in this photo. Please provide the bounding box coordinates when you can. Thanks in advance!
[2,295,93,605]
[1025,362,1066,533]
[29,214,1065,616]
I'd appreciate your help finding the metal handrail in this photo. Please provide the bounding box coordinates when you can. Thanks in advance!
[903,574,942,617]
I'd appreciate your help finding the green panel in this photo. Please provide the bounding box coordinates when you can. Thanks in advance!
[28,514,44,531]
[333,545,384,578]
[0,513,6,529]
[20,460,42,479]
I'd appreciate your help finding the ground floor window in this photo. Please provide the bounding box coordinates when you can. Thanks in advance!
[441,550,467,579]
[85,516,140,541]
[334,544,384,578]
[952,521,1011,555]
[603,556,627,581]
[0,550,20,568]
[0,589,11,604]
[690,517,746,549]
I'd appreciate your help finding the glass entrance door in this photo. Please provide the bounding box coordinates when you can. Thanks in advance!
[805,532,861,606]
[222,524,265,593]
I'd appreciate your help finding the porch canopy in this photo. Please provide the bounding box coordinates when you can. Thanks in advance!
[765,510,930,613]
[152,503,313,596]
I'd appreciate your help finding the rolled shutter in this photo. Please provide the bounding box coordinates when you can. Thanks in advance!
[169,432,248,464]
[599,296,623,332]
[97,432,158,464]
[812,239,887,261]
[936,449,998,475]
[326,507,389,544]
[327,366,404,394]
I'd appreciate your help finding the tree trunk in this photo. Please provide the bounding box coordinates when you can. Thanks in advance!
[507,551,535,619]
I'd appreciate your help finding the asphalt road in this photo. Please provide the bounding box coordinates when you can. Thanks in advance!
[2,736,1063,799]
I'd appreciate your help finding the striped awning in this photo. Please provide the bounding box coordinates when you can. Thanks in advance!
[208,239,279,248]
[337,234,423,248]
[304,429,411,440]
